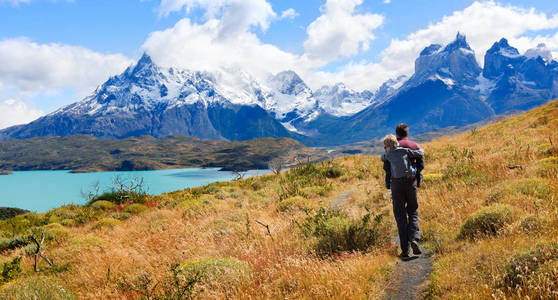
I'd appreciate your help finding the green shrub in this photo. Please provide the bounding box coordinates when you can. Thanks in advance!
[279,163,329,200]
[60,219,75,227]
[0,236,29,253]
[0,213,48,237]
[444,147,475,178]
[520,215,542,234]
[0,238,10,252]
[124,204,148,214]
[0,277,75,299]
[298,208,389,256]
[503,242,558,288]
[89,200,116,211]
[423,173,443,184]
[535,156,558,177]
[537,143,558,156]
[489,178,554,204]
[43,223,69,244]
[511,178,553,199]
[459,204,514,239]
[277,196,314,212]
[23,243,37,256]
[109,212,131,220]
[323,167,343,179]
[91,191,146,205]
[179,257,252,288]
[0,256,22,283]
[92,218,121,230]
[46,206,81,220]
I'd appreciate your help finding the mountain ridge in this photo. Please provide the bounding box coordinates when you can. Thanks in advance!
[1,34,557,146]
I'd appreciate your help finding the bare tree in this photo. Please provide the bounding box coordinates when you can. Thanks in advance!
[81,181,100,202]
[232,171,246,181]
[29,231,54,272]
[268,157,284,175]
[111,176,147,203]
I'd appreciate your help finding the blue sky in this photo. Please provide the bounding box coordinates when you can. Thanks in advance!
[2,0,557,58]
[1,0,558,128]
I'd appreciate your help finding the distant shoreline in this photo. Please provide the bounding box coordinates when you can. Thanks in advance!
[0,170,12,175]
[0,135,326,175]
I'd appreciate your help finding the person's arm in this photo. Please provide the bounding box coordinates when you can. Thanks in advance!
[383,160,391,189]
[416,157,425,172]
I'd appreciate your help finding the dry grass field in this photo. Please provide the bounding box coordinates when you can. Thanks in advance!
[0,99,557,299]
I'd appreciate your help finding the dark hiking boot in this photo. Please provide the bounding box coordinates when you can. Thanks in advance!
[398,252,411,261]
[410,240,422,255]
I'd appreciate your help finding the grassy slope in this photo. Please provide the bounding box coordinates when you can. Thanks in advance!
[0,99,557,298]
[421,99,558,298]
[0,135,325,172]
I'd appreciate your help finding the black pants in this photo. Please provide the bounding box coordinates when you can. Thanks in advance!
[391,179,420,254]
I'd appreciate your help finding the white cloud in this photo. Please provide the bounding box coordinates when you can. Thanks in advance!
[0,99,44,129]
[157,0,276,36]
[0,38,132,98]
[142,18,314,83]
[328,1,558,91]
[0,38,132,127]
[383,0,391,3]
[303,0,384,64]
[280,8,299,20]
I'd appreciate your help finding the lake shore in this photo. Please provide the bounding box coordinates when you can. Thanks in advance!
[0,168,270,213]
[0,170,12,175]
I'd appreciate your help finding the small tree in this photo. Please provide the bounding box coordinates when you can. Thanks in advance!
[268,157,284,175]
[28,230,54,272]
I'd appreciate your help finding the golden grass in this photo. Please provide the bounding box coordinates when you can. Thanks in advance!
[421,99,558,299]
[2,98,558,299]
[0,155,397,299]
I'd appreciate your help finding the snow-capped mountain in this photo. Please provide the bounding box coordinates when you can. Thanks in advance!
[406,33,481,89]
[373,75,408,104]
[1,33,557,146]
[0,54,300,141]
[294,34,558,145]
[483,38,558,113]
[313,83,374,117]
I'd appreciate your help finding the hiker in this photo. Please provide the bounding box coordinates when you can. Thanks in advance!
[381,134,424,259]
[395,123,424,187]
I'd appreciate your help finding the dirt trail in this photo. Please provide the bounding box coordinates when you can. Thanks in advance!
[328,185,433,300]
[328,186,357,211]
[385,236,433,300]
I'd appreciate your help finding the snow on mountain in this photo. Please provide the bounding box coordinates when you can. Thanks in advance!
[406,33,481,90]
[525,43,553,62]
[264,71,316,121]
[2,33,558,146]
[313,83,374,117]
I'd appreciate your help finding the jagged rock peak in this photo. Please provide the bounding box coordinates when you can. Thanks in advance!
[128,53,157,76]
[269,70,310,96]
[444,32,472,52]
[487,38,520,56]
[420,44,442,56]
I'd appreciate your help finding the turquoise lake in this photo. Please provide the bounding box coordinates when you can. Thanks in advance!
[0,168,269,212]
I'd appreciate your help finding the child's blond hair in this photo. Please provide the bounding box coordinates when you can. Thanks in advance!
[382,134,399,148]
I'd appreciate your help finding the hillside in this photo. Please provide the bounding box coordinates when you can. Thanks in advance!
[0,99,557,298]
[0,135,325,172]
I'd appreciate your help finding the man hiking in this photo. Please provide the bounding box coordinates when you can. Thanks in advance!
[381,133,424,259]
[396,123,424,187]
